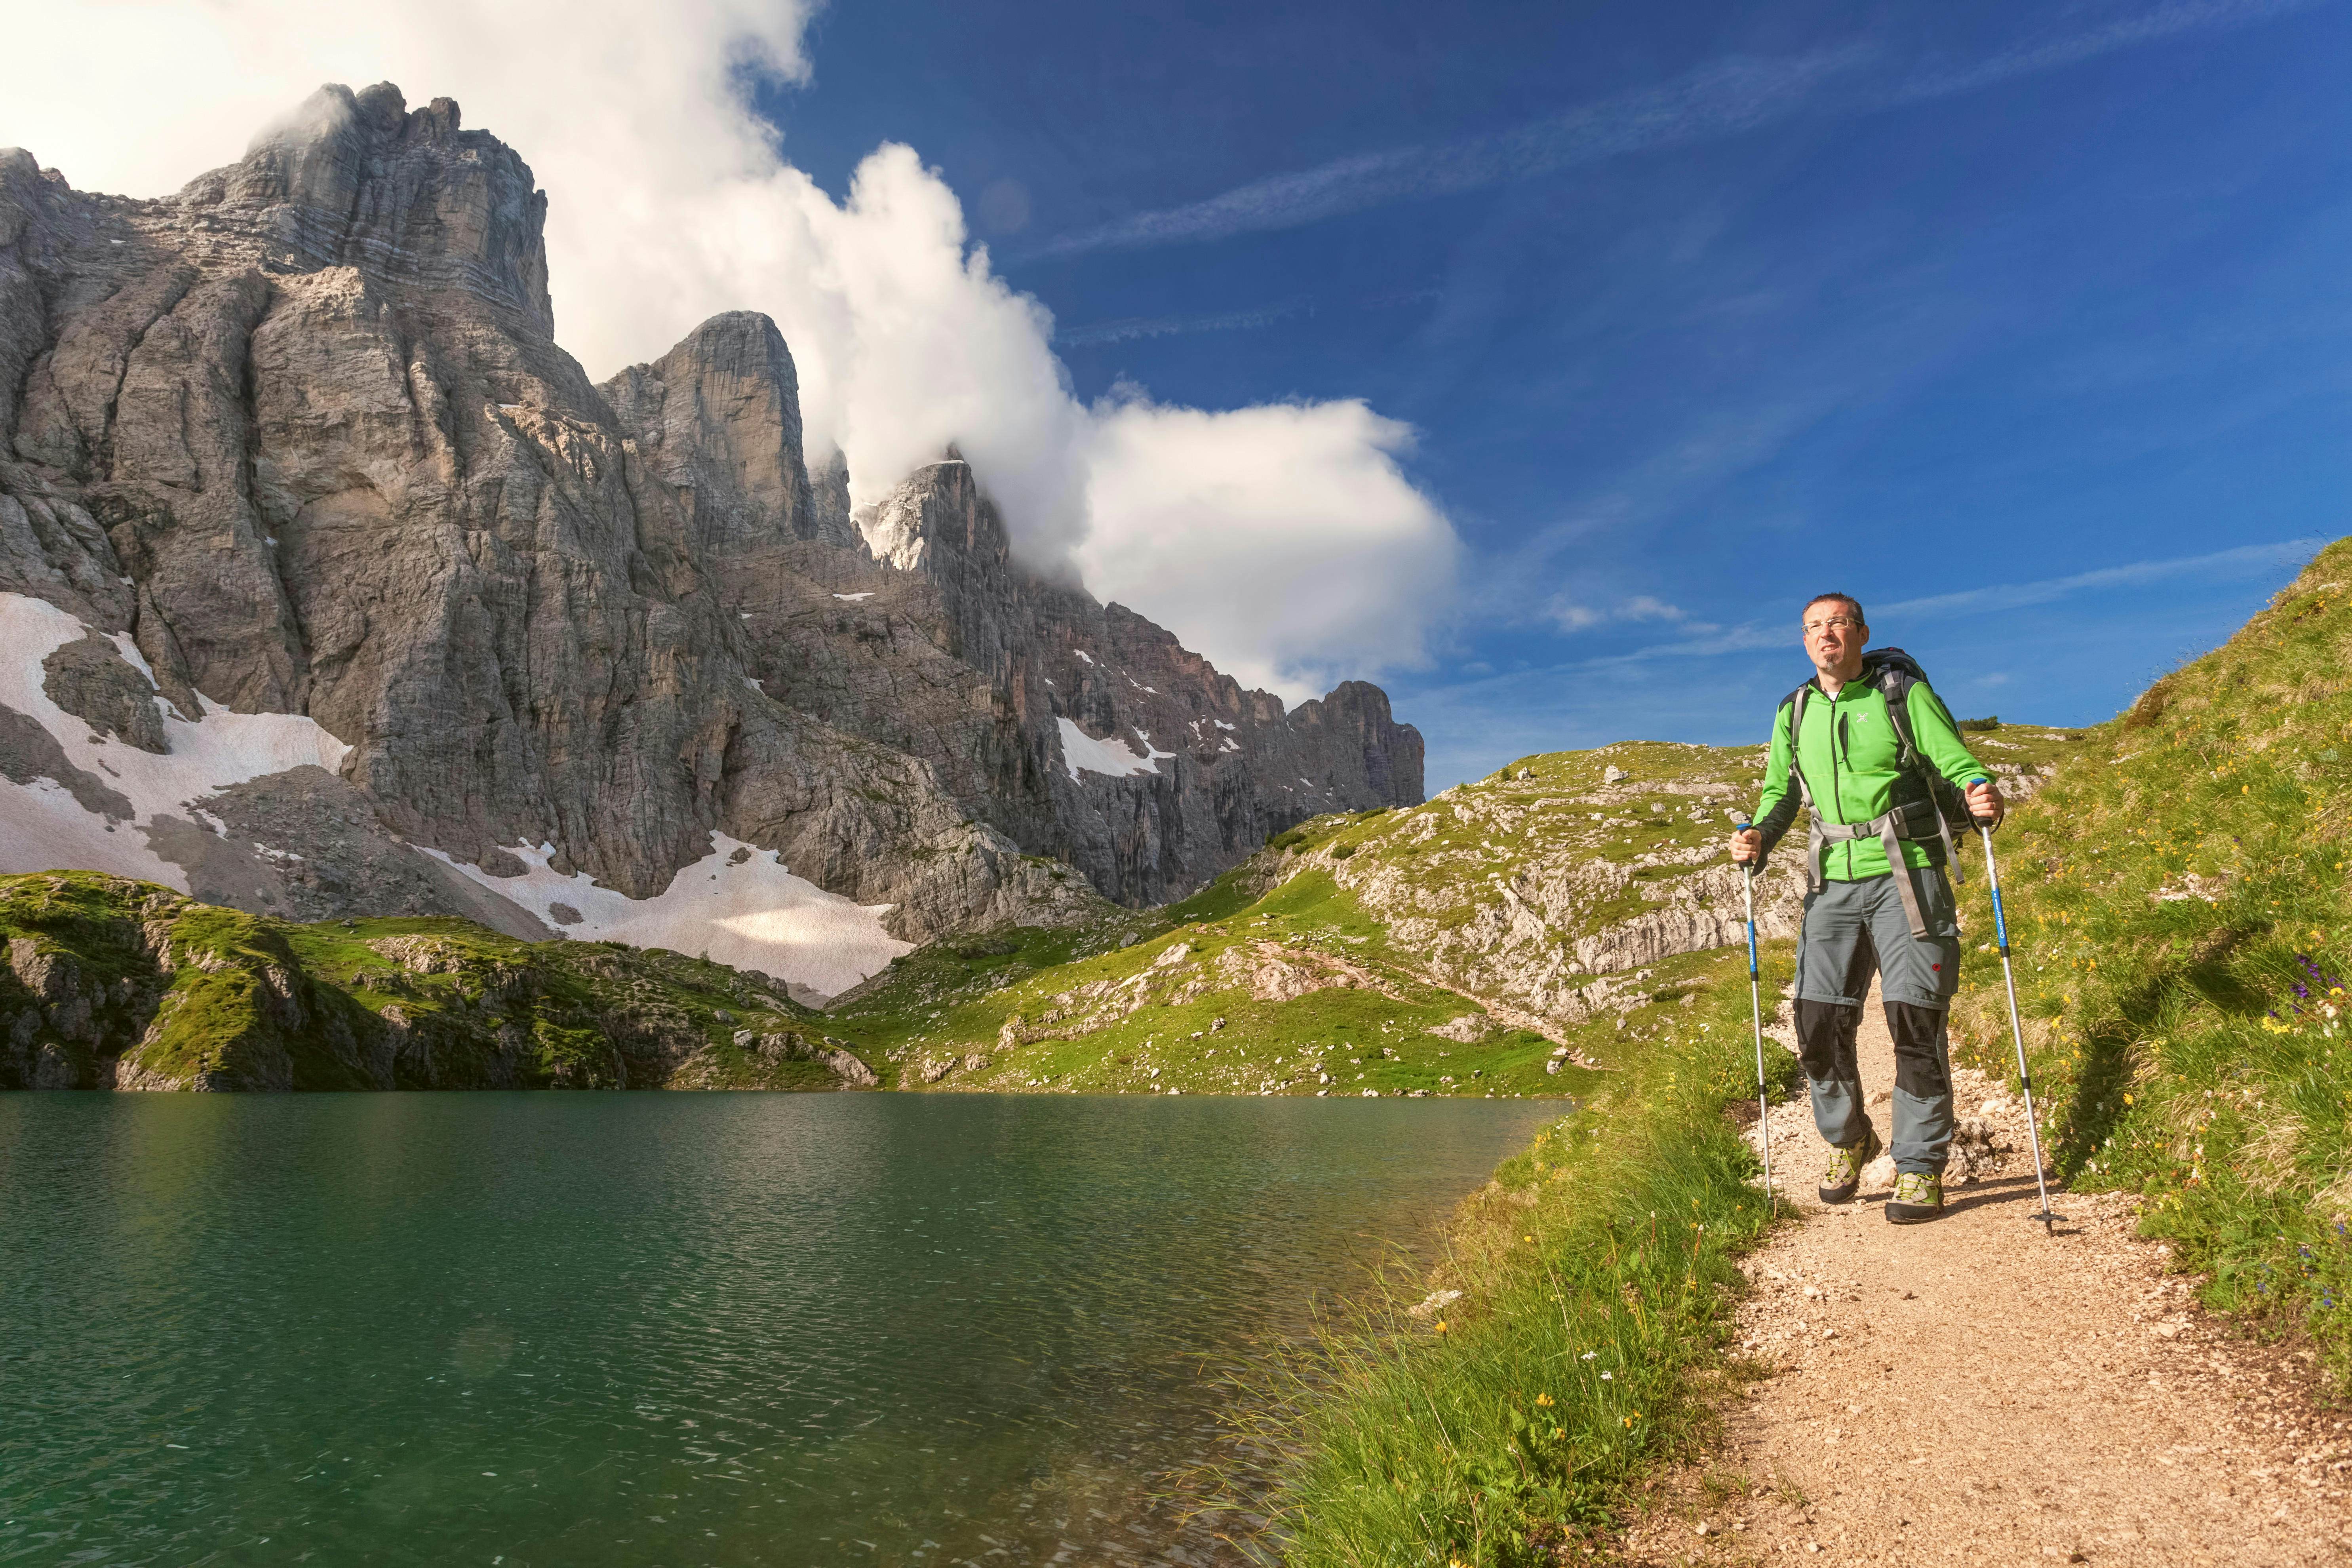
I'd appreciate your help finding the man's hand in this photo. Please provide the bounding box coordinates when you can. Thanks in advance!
[1966,778,2005,829]
[1730,826,1763,865]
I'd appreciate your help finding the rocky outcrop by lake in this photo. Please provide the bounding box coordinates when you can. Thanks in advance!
[0,870,871,1091]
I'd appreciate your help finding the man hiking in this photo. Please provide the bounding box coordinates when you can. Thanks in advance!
[1729,594,2003,1224]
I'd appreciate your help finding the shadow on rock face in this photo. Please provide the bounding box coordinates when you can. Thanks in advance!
[142,767,550,941]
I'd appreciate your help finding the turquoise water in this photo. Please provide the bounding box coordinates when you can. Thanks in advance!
[0,1093,1553,1566]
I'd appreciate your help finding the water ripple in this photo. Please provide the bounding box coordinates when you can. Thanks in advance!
[0,1092,1551,1566]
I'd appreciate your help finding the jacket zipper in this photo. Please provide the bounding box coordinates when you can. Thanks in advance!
[1827,689,1843,879]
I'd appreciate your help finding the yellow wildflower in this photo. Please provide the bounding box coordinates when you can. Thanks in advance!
[1536,1392,1554,1407]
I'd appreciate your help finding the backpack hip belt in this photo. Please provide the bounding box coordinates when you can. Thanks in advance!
[1806,805,1945,939]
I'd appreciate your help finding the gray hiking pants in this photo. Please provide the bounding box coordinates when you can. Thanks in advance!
[1793,868,1960,1175]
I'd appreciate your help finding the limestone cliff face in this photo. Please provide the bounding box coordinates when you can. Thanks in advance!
[715,448,1424,906]
[0,83,1422,988]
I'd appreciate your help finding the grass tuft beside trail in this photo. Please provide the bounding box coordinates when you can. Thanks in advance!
[1231,948,1802,1566]
[1946,537,2352,1385]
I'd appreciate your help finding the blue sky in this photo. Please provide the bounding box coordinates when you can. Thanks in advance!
[750,0,2348,786]
[25,0,2331,791]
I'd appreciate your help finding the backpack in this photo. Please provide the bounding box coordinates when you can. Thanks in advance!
[1784,647,1977,913]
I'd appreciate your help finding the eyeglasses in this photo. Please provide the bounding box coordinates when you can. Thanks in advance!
[1803,616,1863,634]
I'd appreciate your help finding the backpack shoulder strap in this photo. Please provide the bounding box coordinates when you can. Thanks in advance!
[1872,661,1922,772]
[1872,661,1970,882]
[1784,683,1816,811]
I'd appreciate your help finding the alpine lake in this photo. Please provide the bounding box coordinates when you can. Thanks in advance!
[0,1092,1556,1566]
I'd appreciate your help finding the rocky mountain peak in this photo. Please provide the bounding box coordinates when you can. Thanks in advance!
[185,82,553,337]
[0,82,1423,997]
[863,456,1005,576]
[600,310,864,556]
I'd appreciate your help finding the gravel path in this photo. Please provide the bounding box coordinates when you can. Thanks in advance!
[1617,982,2352,1566]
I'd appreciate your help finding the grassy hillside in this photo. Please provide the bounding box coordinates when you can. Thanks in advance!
[0,872,865,1091]
[833,863,1578,1098]
[829,729,2081,1100]
[1946,539,2352,1383]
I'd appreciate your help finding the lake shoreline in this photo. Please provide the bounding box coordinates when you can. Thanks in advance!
[1248,944,1791,1564]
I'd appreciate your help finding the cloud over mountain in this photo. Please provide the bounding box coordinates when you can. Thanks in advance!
[3,0,1457,700]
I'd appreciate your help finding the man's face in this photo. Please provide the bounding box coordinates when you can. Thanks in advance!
[1803,601,1867,679]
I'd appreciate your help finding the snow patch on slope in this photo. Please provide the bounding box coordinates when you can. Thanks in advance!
[0,773,162,887]
[1057,717,1161,781]
[429,835,912,1001]
[0,594,909,1002]
[0,593,351,888]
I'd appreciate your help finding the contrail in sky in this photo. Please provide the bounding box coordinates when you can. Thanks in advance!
[1463,537,2324,683]
[1026,47,1874,260]
[1876,537,2322,621]
[1057,297,1312,346]
[1055,288,1439,347]
[1025,0,2329,262]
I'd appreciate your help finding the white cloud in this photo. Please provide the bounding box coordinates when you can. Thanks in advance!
[1080,395,1460,697]
[2,0,1456,695]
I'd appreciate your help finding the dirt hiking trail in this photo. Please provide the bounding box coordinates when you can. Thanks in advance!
[1618,982,2352,1566]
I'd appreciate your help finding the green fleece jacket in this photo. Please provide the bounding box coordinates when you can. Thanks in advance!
[1747,667,1986,881]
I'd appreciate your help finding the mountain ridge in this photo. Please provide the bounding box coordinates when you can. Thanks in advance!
[0,80,1422,999]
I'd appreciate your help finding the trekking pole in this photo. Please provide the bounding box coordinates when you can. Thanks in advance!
[1741,855,1773,1204]
[1969,778,2058,1230]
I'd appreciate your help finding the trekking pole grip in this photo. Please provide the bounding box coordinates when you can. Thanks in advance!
[1738,850,1760,982]
[1966,773,2000,830]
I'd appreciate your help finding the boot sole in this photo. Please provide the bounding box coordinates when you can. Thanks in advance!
[1885,1203,1943,1224]
[1818,1184,1862,1204]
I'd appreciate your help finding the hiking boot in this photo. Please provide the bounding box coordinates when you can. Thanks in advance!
[1817,1126,1882,1204]
[1886,1171,1945,1224]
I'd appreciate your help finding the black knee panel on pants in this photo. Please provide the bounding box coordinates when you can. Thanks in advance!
[1794,999,1860,1083]
[1886,1002,1950,1099]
